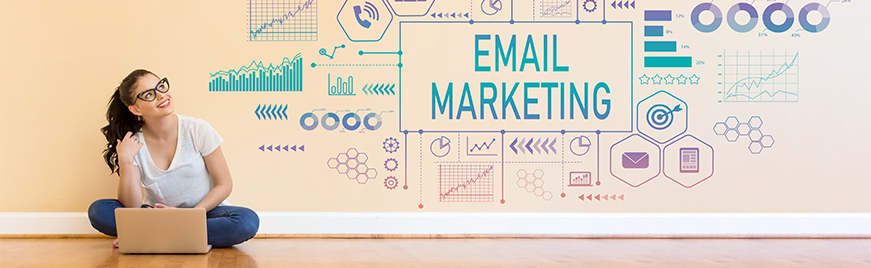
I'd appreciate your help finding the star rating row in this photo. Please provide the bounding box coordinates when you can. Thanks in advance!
[639,74,700,85]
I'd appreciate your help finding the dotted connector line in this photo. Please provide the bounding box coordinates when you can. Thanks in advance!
[312,63,398,67]
[433,161,584,164]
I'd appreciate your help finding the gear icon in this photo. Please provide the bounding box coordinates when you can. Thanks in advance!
[384,158,398,172]
[583,0,597,13]
[384,176,398,190]
[383,137,400,153]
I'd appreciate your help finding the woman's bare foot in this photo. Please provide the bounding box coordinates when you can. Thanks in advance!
[113,238,119,248]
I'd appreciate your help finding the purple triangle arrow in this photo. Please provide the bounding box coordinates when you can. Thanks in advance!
[259,145,265,152]
[290,145,297,152]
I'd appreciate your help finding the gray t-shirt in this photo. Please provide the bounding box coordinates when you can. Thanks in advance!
[132,114,229,208]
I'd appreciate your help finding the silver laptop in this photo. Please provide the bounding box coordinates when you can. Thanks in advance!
[115,208,212,254]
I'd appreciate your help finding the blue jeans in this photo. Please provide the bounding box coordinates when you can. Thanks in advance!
[87,199,259,248]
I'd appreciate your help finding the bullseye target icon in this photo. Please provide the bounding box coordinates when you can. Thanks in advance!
[646,104,683,130]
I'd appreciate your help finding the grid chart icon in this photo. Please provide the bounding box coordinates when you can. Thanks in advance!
[248,0,318,41]
[541,0,573,17]
[438,164,494,202]
[721,50,799,102]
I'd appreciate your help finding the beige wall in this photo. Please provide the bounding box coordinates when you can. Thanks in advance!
[2,0,869,213]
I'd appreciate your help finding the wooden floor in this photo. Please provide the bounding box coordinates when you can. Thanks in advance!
[1,238,870,268]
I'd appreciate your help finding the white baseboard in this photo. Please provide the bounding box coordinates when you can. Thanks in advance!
[2,212,870,235]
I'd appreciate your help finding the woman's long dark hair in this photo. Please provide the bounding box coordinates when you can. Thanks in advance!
[101,69,154,174]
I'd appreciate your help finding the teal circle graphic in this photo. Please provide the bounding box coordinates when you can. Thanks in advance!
[727,3,758,33]
[799,3,830,33]
[691,3,723,33]
[763,3,794,33]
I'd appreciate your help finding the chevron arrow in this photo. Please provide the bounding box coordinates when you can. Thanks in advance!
[549,138,557,154]
[518,138,527,154]
[387,84,396,95]
[290,145,297,152]
[300,145,305,152]
[271,104,278,120]
[532,138,541,154]
[594,194,600,201]
[578,195,585,200]
[618,194,624,200]
[603,195,609,201]
[525,138,534,154]
[258,145,265,151]
[611,1,616,9]
[542,138,550,154]
[510,138,518,154]
[630,1,635,9]
[281,104,288,120]
[255,104,262,120]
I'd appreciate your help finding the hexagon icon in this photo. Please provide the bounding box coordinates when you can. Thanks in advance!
[724,116,740,130]
[736,123,751,136]
[637,91,688,144]
[760,135,775,148]
[748,129,763,142]
[724,129,740,142]
[749,141,763,154]
[663,135,715,188]
[712,122,728,135]
[516,178,527,188]
[610,134,661,187]
[386,0,435,17]
[338,0,394,42]
[327,158,339,169]
[748,116,763,129]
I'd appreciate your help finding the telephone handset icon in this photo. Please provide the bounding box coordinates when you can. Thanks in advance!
[352,2,379,29]
[353,5,371,28]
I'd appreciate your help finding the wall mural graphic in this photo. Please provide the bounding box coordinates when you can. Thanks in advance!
[208,0,862,211]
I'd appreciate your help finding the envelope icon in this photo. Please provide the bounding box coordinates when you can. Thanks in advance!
[622,152,649,169]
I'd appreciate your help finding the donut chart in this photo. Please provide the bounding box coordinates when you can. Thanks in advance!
[691,3,723,33]
[762,3,795,33]
[799,3,831,33]
[727,3,758,33]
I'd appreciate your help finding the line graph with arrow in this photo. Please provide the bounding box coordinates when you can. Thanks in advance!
[720,50,799,102]
[467,137,498,156]
[438,164,494,202]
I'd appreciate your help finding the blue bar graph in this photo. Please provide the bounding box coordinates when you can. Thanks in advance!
[644,26,664,36]
[209,53,303,92]
[644,41,677,52]
[644,10,672,21]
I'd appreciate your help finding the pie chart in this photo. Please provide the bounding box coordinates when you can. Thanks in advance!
[569,136,592,156]
[430,136,451,157]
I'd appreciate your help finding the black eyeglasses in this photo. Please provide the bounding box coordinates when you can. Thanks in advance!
[132,78,170,104]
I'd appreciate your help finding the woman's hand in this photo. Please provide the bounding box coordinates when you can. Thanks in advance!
[154,203,176,209]
[117,131,143,163]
